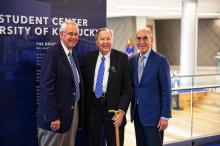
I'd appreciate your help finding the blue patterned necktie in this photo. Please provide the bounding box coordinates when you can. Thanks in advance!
[138,55,145,82]
[68,52,80,102]
[95,56,105,98]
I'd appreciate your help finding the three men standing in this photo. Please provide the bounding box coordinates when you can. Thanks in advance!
[38,22,171,146]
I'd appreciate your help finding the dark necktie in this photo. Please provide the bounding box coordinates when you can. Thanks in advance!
[138,55,145,82]
[68,52,80,102]
[95,56,105,98]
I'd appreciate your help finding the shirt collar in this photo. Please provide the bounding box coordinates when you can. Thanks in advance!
[98,51,111,59]
[140,48,151,59]
[61,41,72,55]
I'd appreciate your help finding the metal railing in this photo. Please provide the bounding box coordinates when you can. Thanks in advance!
[171,73,220,88]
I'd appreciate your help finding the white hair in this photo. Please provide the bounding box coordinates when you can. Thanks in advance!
[95,27,113,41]
[59,20,78,34]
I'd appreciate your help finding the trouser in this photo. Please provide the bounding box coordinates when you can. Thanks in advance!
[38,102,79,146]
[134,106,163,146]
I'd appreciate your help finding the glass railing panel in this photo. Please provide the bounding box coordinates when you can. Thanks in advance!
[193,74,220,86]
[164,89,192,143]
[171,74,220,89]
[166,74,220,144]
[125,74,220,145]
[192,87,220,138]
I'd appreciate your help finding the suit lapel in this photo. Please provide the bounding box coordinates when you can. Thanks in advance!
[72,51,80,73]
[58,44,75,81]
[72,51,83,79]
[107,50,116,88]
[133,54,140,86]
[91,52,99,87]
[139,50,154,84]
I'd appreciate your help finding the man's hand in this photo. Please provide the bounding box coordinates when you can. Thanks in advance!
[50,119,61,132]
[157,118,168,132]
[112,111,125,127]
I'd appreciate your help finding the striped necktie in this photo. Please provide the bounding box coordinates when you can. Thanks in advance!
[138,55,145,82]
[68,52,80,102]
[95,56,105,98]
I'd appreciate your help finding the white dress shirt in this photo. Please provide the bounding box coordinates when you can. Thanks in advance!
[93,51,110,93]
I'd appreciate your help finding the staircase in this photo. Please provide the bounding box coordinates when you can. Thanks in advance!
[174,92,220,113]
[175,91,207,109]
[195,92,220,113]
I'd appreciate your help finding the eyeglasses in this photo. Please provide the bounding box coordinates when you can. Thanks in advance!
[64,32,78,37]
[136,36,150,42]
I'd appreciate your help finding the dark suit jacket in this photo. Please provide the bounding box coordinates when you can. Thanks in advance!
[83,49,132,126]
[130,50,171,126]
[37,43,84,133]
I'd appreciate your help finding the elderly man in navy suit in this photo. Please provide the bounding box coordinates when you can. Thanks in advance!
[37,20,84,146]
[130,27,171,146]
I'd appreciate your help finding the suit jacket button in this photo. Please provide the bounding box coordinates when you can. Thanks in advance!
[70,106,74,109]
[73,92,75,96]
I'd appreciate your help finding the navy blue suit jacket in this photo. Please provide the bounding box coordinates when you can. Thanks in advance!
[130,50,171,126]
[37,43,84,133]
